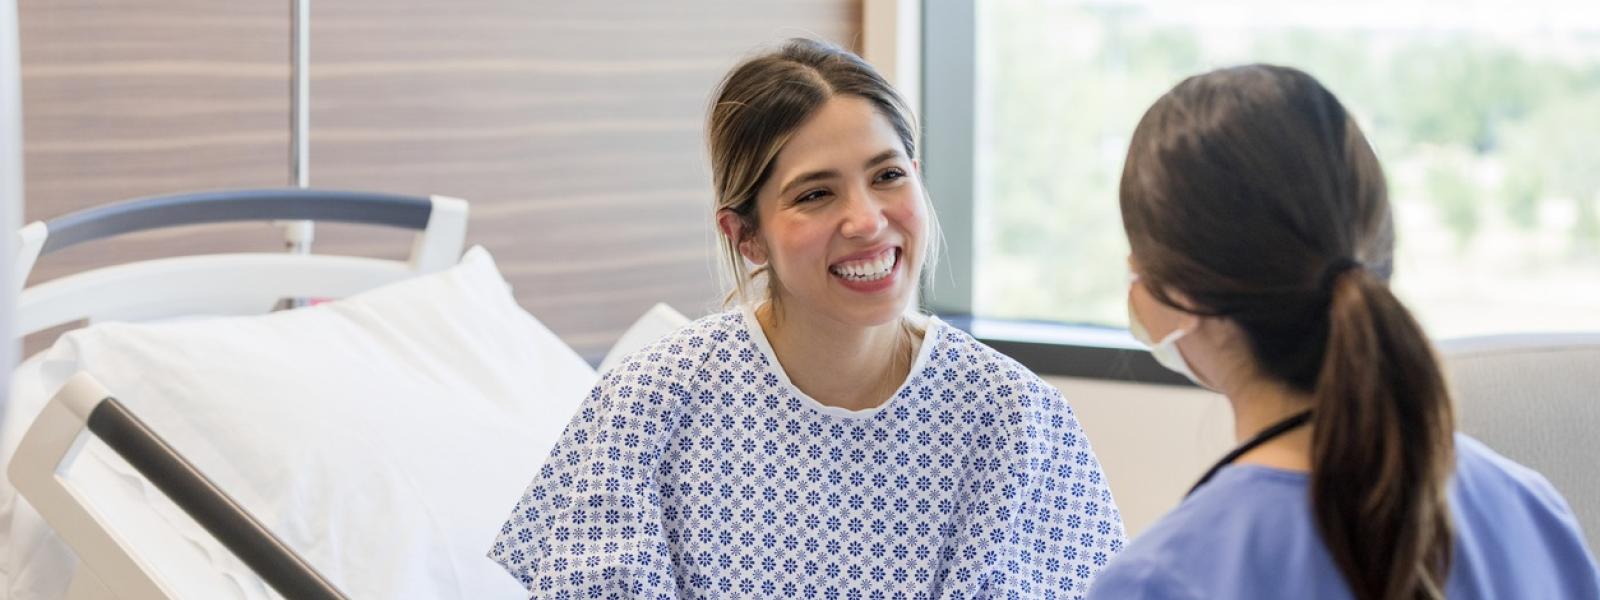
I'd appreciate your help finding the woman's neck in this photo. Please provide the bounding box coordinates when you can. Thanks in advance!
[755,301,918,411]
[1226,375,1316,472]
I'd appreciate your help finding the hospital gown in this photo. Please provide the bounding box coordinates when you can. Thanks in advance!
[489,309,1125,599]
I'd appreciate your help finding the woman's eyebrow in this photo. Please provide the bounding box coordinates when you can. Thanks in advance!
[864,149,901,169]
[778,169,839,197]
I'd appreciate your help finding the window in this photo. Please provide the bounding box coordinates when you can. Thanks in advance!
[953,0,1600,338]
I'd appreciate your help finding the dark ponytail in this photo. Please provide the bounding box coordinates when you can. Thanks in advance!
[1120,64,1455,599]
[1313,269,1454,599]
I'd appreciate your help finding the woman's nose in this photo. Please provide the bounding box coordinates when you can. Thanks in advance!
[838,187,888,239]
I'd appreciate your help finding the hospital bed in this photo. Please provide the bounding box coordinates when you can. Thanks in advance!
[0,2,696,597]
[8,188,463,599]
[0,2,695,590]
[1,189,683,599]
[7,188,460,599]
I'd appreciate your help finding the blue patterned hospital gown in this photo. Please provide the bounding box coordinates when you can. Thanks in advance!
[490,309,1125,599]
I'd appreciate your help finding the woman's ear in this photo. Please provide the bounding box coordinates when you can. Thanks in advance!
[716,208,767,265]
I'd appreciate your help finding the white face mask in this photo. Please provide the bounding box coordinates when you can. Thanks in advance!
[1127,281,1209,389]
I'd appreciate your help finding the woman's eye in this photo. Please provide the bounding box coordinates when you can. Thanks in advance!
[875,168,906,184]
[796,189,831,204]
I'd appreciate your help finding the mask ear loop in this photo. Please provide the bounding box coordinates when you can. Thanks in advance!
[1130,272,1215,390]
[1131,272,1192,343]
[1153,326,1188,348]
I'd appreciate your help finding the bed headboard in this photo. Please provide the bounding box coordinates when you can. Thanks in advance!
[15,188,467,338]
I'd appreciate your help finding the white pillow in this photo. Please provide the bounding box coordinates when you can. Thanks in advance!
[1,246,596,599]
[598,302,690,374]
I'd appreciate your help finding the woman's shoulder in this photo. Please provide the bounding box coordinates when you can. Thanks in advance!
[922,321,1046,384]
[1448,433,1600,596]
[596,309,745,387]
[1451,433,1589,537]
[1138,466,1315,548]
[1092,467,1338,599]
[1453,433,1561,497]
[919,319,1068,412]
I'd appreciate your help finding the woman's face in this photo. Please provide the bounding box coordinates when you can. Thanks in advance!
[723,95,927,328]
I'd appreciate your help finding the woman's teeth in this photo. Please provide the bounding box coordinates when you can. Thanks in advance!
[830,250,896,281]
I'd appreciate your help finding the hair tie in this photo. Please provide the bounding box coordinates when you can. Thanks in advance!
[1320,257,1361,294]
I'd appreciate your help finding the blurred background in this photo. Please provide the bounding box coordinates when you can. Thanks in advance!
[974,0,1600,338]
[17,0,861,361]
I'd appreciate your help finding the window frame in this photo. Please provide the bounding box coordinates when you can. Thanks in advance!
[909,0,1191,386]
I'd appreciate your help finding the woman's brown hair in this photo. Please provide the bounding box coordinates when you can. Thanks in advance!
[1121,64,1455,599]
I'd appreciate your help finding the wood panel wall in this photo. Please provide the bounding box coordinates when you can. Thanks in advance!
[20,0,861,361]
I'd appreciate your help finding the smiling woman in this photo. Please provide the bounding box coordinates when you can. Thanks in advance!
[707,41,937,317]
[723,95,926,383]
[488,38,1127,599]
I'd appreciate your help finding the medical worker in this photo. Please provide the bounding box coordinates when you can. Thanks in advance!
[1089,64,1600,600]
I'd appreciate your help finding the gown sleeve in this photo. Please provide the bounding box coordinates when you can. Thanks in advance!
[934,374,1126,600]
[488,340,693,599]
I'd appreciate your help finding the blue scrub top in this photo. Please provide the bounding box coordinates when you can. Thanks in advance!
[1089,434,1600,599]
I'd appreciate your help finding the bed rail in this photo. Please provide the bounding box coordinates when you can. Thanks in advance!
[9,373,349,600]
[39,188,434,256]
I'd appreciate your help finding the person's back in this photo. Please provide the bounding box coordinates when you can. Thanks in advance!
[1089,63,1600,599]
[1089,434,1600,599]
